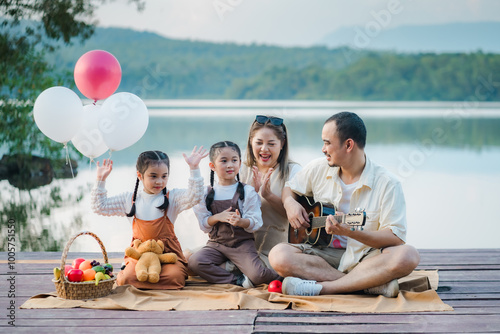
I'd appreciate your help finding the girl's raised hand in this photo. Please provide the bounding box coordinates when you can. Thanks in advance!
[183,146,208,170]
[96,159,113,181]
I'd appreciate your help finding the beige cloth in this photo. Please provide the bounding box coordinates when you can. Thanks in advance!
[21,270,453,313]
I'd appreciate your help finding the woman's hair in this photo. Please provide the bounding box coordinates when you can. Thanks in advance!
[245,116,291,182]
[205,141,245,212]
[126,151,170,217]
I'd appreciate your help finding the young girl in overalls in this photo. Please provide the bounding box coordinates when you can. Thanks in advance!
[91,147,208,289]
[189,141,279,287]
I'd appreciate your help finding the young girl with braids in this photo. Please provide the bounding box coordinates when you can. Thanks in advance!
[189,141,280,288]
[91,147,208,290]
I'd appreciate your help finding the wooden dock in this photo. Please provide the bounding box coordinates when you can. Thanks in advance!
[1,248,499,333]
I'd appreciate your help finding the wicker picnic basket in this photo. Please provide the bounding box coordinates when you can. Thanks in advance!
[52,231,116,300]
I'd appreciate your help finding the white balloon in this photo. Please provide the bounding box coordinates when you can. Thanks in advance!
[99,92,149,151]
[33,86,84,144]
[71,104,109,159]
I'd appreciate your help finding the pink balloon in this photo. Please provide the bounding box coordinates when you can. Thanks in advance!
[74,50,122,101]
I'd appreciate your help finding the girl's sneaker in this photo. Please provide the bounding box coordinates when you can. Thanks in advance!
[235,274,255,289]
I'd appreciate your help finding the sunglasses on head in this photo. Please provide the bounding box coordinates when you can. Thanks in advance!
[255,115,284,126]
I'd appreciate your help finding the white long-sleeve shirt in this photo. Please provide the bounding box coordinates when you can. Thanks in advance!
[193,183,263,234]
[91,168,204,224]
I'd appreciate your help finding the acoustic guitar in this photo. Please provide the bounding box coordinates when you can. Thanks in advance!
[288,196,366,246]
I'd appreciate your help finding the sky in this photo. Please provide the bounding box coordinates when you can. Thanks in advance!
[94,0,500,47]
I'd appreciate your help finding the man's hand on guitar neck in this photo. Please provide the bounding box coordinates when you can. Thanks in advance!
[325,213,351,236]
[282,187,311,230]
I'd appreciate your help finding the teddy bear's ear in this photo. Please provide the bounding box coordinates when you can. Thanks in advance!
[157,240,165,250]
[133,239,142,248]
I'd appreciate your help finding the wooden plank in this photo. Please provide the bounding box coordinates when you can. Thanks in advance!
[0,325,254,334]
[5,308,259,320]
[3,310,258,325]
[435,281,500,293]
[254,315,500,333]
[2,249,500,334]
[418,255,500,265]
[417,249,500,253]
[447,299,500,307]
[439,293,500,300]
[252,323,500,333]
[417,264,500,270]
[438,270,500,281]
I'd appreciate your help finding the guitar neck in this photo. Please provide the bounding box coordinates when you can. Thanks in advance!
[310,215,339,229]
[310,214,364,228]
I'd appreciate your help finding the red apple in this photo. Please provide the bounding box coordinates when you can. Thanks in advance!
[72,258,86,269]
[268,280,282,293]
[67,269,84,282]
[64,265,73,277]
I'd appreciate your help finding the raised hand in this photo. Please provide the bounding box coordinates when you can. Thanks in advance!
[183,146,208,170]
[96,159,113,181]
[252,166,274,199]
[260,168,274,199]
[251,166,262,192]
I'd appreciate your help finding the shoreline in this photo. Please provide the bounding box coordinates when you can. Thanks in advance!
[134,100,500,118]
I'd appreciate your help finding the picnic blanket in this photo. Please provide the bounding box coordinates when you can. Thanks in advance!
[20,270,453,313]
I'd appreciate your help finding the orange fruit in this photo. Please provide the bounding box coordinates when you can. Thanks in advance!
[79,260,92,271]
[82,268,96,281]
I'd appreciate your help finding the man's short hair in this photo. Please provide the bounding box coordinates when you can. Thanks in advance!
[325,112,367,149]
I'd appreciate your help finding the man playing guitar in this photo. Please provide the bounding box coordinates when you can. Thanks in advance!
[268,112,420,297]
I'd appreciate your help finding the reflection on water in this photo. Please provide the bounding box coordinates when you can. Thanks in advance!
[0,154,86,251]
[2,102,500,251]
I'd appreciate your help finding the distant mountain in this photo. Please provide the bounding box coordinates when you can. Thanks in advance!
[50,27,359,99]
[47,26,500,101]
[319,22,500,54]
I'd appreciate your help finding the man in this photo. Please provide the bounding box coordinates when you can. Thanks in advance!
[268,112,420,297]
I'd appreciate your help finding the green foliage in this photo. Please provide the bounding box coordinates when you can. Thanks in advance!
[228,52,500,101]
[0,0,143,159]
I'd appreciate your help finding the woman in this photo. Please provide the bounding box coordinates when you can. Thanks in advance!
[240,115,301,267]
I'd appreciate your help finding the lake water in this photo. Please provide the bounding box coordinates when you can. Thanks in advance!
[2,100,500,252]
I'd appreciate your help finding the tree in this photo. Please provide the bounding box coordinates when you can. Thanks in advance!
[0,0,144,159]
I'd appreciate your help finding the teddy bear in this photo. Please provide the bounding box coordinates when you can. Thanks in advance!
[124,239,178,283]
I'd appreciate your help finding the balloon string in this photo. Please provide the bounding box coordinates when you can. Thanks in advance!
[64,143,75,179]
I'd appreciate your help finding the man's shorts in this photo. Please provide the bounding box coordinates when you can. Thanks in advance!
[288,243,381,272]
[288,243,346,269]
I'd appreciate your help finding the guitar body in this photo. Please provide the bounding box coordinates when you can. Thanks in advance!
[288,196,336,247]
